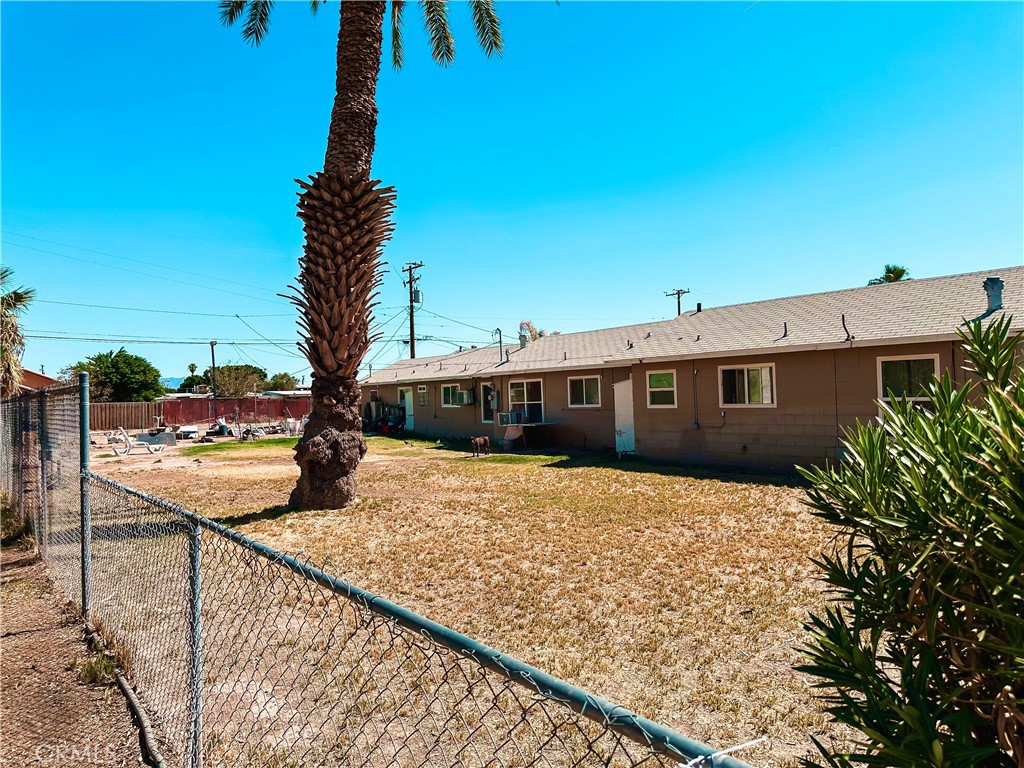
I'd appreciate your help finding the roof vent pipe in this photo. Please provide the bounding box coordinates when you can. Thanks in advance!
[984,276,1004,312]
[518,334,528,349]
[696,303,702,313]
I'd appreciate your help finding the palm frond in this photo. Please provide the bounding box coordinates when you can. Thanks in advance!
[309,0,325,15]
[243,0,274,46]
[420,0,455,66]
[218,0,248,27]
[468,0,503,58]
[391,0,406,70]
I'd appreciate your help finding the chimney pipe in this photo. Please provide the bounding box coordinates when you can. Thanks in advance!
[696,302,702,313]
[518,333,528,349]
[983,276,1004,312]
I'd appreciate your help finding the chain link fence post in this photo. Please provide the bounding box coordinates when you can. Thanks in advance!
[188,521,203,768]
[79,372,91,620]
[37,389,48,554]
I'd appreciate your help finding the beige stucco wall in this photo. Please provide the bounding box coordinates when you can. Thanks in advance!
[630,340,959,470]
[362,340,962,469]
[363,367,630,448]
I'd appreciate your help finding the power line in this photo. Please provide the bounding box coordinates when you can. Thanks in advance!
[3,240,288,306]
[2,230,285,295]
[36,299,294,319]
[417,308,494,334]
[234,314,305,357]
[362,309,410,371]
[25,333,302,346]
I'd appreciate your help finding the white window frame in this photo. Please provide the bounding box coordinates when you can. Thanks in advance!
[718,362,777,409]
[481,382,494,423]
[876,354,939,403]
[417,384,428,407]
[509,379,544,423]
[646,369,677,409]
[567,375,601,408]
[441,383,460,408]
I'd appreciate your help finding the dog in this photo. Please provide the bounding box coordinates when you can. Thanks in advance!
[469,436,491,457]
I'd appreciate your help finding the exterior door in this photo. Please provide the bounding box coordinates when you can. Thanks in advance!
[613,379,635,455]
[398,388,414,431]
[481,383,494,424]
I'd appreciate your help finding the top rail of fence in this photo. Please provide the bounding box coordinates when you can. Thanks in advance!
[84,469,754,768]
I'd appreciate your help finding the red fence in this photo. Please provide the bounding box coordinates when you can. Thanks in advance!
[161,397,312,426]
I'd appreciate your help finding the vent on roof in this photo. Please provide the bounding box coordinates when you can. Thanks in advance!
[519,334,528,349]
[984,276,1004,312]
[696,302,702,313]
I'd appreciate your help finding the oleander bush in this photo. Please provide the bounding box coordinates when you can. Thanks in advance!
[798,316,1024,768]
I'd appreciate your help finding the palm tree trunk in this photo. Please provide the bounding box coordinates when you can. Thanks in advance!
[290,0,392,510]
[325,1,385,176]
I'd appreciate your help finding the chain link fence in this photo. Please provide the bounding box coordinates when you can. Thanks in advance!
[1,378,752,768]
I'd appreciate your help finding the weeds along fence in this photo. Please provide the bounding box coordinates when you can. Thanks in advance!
[1,375,752,768]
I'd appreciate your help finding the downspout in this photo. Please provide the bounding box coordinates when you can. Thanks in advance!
[832,349,840,458]
[691,361,699,429]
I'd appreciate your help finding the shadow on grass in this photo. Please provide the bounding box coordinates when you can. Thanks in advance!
[540,451,804,488]
[215,503,298,529]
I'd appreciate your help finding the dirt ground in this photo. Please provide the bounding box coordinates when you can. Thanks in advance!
[96,434,847,767]
[0,543,142,767]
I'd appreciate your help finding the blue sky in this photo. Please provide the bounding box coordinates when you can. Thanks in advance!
[3,1,1022,381]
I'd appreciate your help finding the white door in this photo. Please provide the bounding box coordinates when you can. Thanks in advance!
[399,388,414,431]
[613,379,635,454]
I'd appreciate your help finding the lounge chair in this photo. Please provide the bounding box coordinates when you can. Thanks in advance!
[112,427,166,456]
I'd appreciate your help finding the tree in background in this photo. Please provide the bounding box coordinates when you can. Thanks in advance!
[266,372,299,391]
[867,264,911,286]
[197,364,267,397]
[519,320,559,341]
[66,348,164,402]
[220,0,503,509]
[0,266,36,396]
[798,316,1023,767]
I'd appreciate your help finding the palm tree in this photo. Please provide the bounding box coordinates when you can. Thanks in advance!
[0,267,36,397]
[220,1,502,509]
[867,264,911,286]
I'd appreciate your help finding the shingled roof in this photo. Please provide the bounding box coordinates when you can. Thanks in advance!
[361,266,1023,386]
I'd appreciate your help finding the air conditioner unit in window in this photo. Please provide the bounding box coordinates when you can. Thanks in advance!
[455,389,475,406]
[498,411,524,426]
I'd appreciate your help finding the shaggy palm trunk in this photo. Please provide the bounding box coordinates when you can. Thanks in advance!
[289,0,393,509]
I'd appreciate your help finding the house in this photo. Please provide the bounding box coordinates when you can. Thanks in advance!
[19,369,59,392]
[359,267,1021,471]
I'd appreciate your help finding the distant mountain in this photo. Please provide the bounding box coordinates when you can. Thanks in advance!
[161,377,185,389]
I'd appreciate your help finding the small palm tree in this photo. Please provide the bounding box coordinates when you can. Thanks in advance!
[867,264,911,286]
[220,1,502,509]
[0,267,36,397]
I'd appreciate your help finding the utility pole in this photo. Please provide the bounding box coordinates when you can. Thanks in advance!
[403,262,424,358]
[665,288,691,316]
[209,341,218,419]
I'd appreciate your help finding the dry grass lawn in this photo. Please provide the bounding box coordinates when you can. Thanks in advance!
[97,435,843,767]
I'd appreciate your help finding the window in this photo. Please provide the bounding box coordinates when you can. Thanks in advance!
[481,383,494,423]
[647,370,676,408]
[719,364,775,407]
[417,385,428,407]
[568,376,600,407]
[441,384,460,408]
[509,380,543,423]
[877,355,938,402]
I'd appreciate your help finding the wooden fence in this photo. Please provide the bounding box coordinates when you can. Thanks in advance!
[89,402,163,431]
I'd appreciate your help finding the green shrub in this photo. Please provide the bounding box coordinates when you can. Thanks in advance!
[798,317,1024,768]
